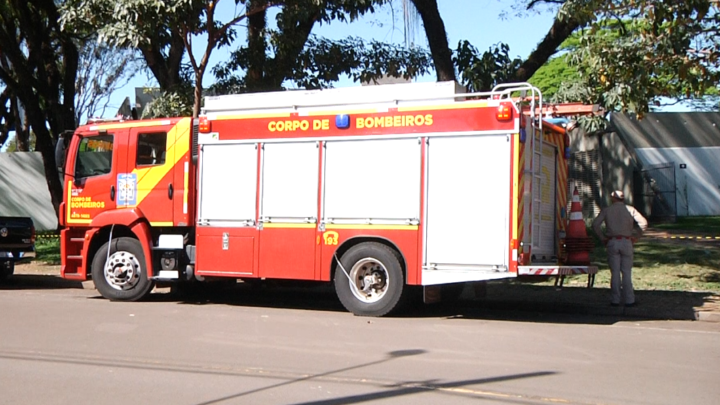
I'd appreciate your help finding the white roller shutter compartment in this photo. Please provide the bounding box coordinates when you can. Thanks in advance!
[198,143,258,224]
[533,142,557,260]
[261,142,318,221]
[324,139,421,223]
[425,135,511,268]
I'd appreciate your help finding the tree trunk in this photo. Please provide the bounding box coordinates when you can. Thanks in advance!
[23,101,63,213]
[193,73,203,118]
[410,0,456,82]
[246,0,268,91]
[0,88,11,147]
[140,32,185,91]
[0,0,78,215]
[11,96,29,152]
[513,15,583,82]
[265,8,319,90]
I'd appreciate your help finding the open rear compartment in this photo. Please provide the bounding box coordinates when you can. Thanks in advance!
[517,112,599,286]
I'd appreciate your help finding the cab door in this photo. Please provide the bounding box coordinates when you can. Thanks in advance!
[126,119,193,227]
[65,130,129,225]
[127,127,174,226]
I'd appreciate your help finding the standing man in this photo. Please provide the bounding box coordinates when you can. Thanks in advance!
[592,190,648,307]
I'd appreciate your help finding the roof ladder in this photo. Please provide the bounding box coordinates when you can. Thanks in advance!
[492,83,544,256]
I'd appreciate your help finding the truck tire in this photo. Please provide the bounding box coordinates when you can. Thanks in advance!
[91,237,155,301]
[0,259,13,281]
[334,242,405,317]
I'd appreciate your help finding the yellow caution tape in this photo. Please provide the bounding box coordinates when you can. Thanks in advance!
[658,235,720,240]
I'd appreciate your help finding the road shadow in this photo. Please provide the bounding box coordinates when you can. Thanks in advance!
[410,283,718,324]
[152,281,348,315]
[4,270,716,324]
[147,280,717,325]
[0,274,86,290]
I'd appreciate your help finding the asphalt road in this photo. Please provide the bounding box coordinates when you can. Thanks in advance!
[1,280,719,405]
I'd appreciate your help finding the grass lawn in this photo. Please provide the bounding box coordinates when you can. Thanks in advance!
[652,216,720,234]
[581,241,720,293]
[550,217,720,293]
[34,236,61,265]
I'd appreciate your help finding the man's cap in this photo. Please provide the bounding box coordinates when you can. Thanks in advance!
[611,190,625,200]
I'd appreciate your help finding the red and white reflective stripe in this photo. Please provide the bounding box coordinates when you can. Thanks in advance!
[569,211,584,220]
[531,268,558,275]
[518,266,598,276]
[572,193,580,202]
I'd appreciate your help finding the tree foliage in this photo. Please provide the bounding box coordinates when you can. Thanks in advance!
[0,0,79,211]
[61,0,192,93]
[213,35,432,93]
[62,0,403,116]
[0,87,28,151]
[541,1,719,116]
[141,89,194,119]
[75,42,142,123]
[528,56,579,100]
[454,42,523,93]
[62,0,220,117]
[219,0,403,94]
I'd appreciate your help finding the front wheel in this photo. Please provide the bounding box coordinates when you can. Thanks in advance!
[91,237,155,301]
[334,242,405,317]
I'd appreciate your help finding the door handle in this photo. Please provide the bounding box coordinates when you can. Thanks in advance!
[110,185,115,201]
[168,183,173,200]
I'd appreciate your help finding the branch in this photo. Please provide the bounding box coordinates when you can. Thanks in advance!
[513,9,585,82]
[180,25,199,73]
[214,1,283,42]
[527,0,566,10]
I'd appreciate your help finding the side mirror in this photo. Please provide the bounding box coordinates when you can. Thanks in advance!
[55,130,75,180]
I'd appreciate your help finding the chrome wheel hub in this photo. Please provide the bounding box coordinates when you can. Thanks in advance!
[104,251,142,291]
[348,258,389,303]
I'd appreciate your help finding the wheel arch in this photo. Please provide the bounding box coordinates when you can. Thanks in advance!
[329,236,408,283]
[86,219,154,279]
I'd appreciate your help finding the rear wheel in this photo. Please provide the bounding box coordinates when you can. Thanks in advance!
[334,242,404,317]
[91,237,155,301]
[0,259,13,281]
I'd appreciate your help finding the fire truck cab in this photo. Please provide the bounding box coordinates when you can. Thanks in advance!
[58,81,596,316]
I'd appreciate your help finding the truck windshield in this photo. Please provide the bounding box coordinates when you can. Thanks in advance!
[74,135,114,179]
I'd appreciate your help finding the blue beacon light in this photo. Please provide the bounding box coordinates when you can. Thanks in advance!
[335,114,350,129]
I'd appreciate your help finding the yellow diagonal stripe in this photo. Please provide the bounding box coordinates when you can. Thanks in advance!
[131,118,191,206]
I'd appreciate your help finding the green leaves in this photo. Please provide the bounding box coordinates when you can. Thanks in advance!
[556,1,720,115]
[212,34,432,93]
[60,0,204,48]
[141,88,194,118]
[453,41,523,92]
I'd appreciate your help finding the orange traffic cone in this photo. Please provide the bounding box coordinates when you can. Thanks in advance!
[567,187,588,237]
[564,187,594,265]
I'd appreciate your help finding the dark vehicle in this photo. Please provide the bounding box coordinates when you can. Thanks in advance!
[0,216,35,280]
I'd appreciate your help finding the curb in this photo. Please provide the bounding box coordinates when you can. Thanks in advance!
[485,302,720,323]
[696,311,720,323]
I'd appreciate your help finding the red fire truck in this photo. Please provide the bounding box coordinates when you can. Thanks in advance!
[57,81,596,316]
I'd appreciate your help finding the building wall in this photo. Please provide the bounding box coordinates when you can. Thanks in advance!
[566,128,636,217]
[599,132,636,206]
[0,152,58,231]
[635,147,720,216]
